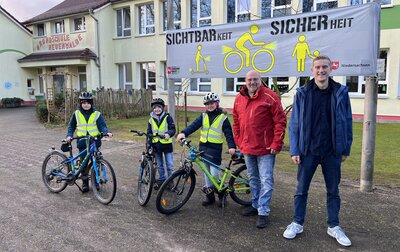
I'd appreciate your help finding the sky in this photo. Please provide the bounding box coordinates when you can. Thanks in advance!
[0,0,64,22]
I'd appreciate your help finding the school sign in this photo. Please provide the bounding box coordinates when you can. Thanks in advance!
[166,3,380,78]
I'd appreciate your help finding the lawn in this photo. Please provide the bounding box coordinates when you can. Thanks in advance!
[107,111,400,187]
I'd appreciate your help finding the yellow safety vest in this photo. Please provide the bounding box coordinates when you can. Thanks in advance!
[149,115,173,144]
[75,110,101,137]
[200,113,227,144]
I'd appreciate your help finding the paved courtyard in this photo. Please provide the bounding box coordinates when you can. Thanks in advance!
[0,106,399,251]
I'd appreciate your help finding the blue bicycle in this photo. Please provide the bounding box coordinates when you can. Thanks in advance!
[41,134,117,205]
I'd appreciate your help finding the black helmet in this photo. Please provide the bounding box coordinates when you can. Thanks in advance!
[79,91,93,100]
[151,98,165,108]
[203,92,220,104]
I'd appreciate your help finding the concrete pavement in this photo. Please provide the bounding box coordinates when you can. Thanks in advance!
[0,106,399,251]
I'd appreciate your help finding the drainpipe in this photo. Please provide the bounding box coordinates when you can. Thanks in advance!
[89,9,102,88]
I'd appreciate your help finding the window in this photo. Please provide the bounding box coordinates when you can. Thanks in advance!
[38,69,44,94]
[191,0,211,28]
[116,7,131,37]
[314,0,337,11]
[226,77,245,93]
[54,20,64,34]
[78,66,87,91]
[139,4,155,35]
[346,49,388,95]
[266,77,289,94]
[118,63,132,90]
[227,0,251,23]
[350,0,391,8]
[190,78,211,92]
[141,63,156,91]
[261,0,292,18]
[36,23,45,37]
[162,62,183,91]
[163,0,181,31]
[73,17,86,32]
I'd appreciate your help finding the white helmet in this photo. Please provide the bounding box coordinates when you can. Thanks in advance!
[203,92,220,105]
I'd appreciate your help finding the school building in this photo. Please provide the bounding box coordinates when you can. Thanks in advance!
[0,0,399,118]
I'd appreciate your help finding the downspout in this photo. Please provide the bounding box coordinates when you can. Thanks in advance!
[89,9,102,88]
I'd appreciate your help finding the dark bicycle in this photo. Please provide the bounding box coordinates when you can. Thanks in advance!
[130,130,165,206]
[41,134,117,205]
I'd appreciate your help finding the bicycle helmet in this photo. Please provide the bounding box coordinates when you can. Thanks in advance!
[79,91,93,100]
[151,98,165,108]
[203,92,220,105]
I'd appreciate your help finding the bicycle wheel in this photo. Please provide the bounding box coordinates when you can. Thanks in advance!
[252,49,275,73]
[42,151,69,193]
[229,165,252,206]
[156,169,196,214]
[91,159,117,205]
[137,159,155,206]
[223,51,244,74]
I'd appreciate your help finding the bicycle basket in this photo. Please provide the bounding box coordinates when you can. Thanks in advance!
[61,142,71,152]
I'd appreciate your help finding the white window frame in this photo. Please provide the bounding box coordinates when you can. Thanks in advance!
[36,23,46,37]
[225,77,245,94]
[266,77,290,94]
[190,78,211,93]
[162,62,183,91]
[139,3,155,35]
[191,0,211,28]
[141,62,156,91]
[349,0,392,8]
[314,0,338,11]
[227,0,251,23]
[163,0,181,31]
[118,63,133,90]
[346,49,389,96]
[116,7,131,37]
[54,20,64,34]
[261,0,292,18]
[78,66,87,91]
[73,17,86,32]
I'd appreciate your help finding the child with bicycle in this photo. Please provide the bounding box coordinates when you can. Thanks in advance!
[66,91,112,193]
[147,98,176,189]
[176,92,236,207]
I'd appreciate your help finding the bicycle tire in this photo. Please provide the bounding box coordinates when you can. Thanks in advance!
[41,151,69,193]
[223,51,244,74]
[91,159,117,205]
[137,159,155,206]
[252,49,275,73]
[156,169,196,214]
[229,165,252,206]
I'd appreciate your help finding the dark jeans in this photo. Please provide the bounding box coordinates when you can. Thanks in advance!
[293,154,342,227]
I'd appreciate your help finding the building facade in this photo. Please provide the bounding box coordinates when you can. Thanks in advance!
[1,0,399,117]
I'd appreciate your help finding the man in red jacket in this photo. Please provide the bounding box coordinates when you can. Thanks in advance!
[233,70,287,228]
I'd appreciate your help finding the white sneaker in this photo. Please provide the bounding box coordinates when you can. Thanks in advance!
[283,222,303,239]
[327,226,352,247]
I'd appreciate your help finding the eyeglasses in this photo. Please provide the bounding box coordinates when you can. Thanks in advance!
[246,78,259,82]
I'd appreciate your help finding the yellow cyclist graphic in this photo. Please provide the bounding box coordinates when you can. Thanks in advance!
[235,25,265,67]
[292,35,319,72]
[223,25,276,74]
[190,45,210,74]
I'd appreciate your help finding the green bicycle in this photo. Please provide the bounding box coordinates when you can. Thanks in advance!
[155,139,251,214]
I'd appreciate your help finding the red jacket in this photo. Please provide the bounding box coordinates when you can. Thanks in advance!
[233,85,287,155]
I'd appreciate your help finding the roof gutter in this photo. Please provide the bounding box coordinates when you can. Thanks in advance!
[89,8,102,88]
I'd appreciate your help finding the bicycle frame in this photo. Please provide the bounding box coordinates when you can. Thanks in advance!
[182,142,248,193]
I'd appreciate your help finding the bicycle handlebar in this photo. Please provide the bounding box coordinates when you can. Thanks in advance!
[63,133,107,143]
[130,129,165,139]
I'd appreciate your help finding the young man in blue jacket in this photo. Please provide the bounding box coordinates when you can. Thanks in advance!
[283,55,353,247]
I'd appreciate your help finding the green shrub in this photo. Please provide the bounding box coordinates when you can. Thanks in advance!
[54,93,64,108]
[35,100,48,122]
[1,97,24,107]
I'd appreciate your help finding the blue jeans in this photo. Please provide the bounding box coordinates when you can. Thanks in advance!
[244,154,276,216]
[293,154,342,227]
[204,162,221,188]
[155,151,174,181]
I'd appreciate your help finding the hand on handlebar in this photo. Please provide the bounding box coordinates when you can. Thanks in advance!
[228,148,236,155]
[164,133,170,140]
[66,136,72,143]
[106,132,113,138]
[176,133,186,141]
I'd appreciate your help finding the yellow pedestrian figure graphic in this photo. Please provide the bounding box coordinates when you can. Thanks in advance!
[292,35,317,72]
[235,25,265,67]
[190,45,210,74]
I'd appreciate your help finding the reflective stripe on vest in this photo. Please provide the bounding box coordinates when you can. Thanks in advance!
[149,116,172,144]
[200,113,227,144]
[75,110,101,137]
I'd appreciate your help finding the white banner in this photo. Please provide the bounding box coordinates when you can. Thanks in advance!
[166,3,380,78]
